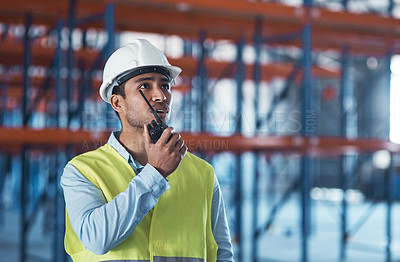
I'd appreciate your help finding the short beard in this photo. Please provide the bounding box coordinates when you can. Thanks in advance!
[126,110,146,129]
[125,109,170,130]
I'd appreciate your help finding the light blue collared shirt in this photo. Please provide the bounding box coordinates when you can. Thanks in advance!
[61,131,234,261]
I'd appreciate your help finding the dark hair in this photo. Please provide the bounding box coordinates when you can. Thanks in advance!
[111,83,126,119]
[112,83,126,99]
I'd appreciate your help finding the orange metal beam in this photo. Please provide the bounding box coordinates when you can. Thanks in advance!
[1,127,399,156]
[124,0,400,39]
[0,0,399,55]
[181,133,400,155]
[0,41,339,82]
[305,137,400,156]
[0,40,100,67]
[0,127,109,147]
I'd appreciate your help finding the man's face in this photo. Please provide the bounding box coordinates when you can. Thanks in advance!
[119,72,172,129]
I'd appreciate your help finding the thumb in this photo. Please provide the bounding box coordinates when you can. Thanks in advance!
[143,124,151,145]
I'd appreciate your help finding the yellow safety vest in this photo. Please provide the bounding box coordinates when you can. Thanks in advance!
[65,144,218,262]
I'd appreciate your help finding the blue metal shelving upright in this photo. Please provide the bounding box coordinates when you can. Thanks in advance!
[234,38,245,262]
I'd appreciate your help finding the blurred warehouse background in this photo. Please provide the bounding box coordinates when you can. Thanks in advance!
[1,0,400,261]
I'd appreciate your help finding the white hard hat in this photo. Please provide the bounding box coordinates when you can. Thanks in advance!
[99,39,182,103]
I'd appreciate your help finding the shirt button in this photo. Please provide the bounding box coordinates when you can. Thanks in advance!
[159,184,165,190]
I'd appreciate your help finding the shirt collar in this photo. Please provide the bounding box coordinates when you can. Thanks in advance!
[107,131,143,169]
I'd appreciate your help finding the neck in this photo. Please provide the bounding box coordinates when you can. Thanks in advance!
[118,126,148,166]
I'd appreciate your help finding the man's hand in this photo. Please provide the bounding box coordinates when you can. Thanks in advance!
[143,125,188,178]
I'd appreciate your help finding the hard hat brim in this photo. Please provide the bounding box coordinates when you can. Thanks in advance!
[100,64,182,103]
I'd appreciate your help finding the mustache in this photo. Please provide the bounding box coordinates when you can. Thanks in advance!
[151,102,170,112]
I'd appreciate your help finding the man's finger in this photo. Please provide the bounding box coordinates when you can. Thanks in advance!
[179,145,188,155]
[143,124,151,145]
[174,139,184,150]
[167,132,180,146]
[158,127,174,144]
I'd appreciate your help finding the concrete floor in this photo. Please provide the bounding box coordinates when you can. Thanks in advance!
[0,209,53,262]
[254,198,400,262]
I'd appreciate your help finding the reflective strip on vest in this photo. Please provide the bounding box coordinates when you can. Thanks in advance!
[154,257,205,262]
[101,259,204,262]
[100,260,150,262]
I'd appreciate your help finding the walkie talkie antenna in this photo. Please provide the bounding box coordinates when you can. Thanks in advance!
[138,90,164,125]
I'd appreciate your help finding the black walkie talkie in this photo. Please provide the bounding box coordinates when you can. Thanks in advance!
[139,90,168,143]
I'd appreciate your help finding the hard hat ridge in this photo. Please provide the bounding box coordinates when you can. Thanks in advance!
[116,66,172,87]
[99,39,182,103]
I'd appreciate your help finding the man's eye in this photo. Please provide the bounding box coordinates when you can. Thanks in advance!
[139,84,150,89]
[162,84,171,90]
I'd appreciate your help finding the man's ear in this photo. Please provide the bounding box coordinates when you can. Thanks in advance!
[110,94,124,114]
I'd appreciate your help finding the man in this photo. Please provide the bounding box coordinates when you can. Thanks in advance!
[61,39,234,262]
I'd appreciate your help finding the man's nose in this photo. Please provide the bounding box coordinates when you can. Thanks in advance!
[151,86,166,102]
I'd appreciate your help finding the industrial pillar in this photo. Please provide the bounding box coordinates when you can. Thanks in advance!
[339,45,357,260]
[342,0,349,10]
[0,78,8,125]
[53,20,67,262]
[384,50,393,262]
[19,147,30,262]
[66,0,75,127]
[55,21,63,129]
[197,32,207,133]
[252,17,263,262]
[301,0,313,261]
[20,12,32,262]
[388,0,394,15]
[182,39,194,132]
[384,160,393,262]
[235,38,245,262]
[104,3,116,130]
[104,3,115,58]
[22,13,32,127]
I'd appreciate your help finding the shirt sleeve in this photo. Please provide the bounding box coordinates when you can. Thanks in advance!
[61,162,170,255]
[211,176,235,261]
